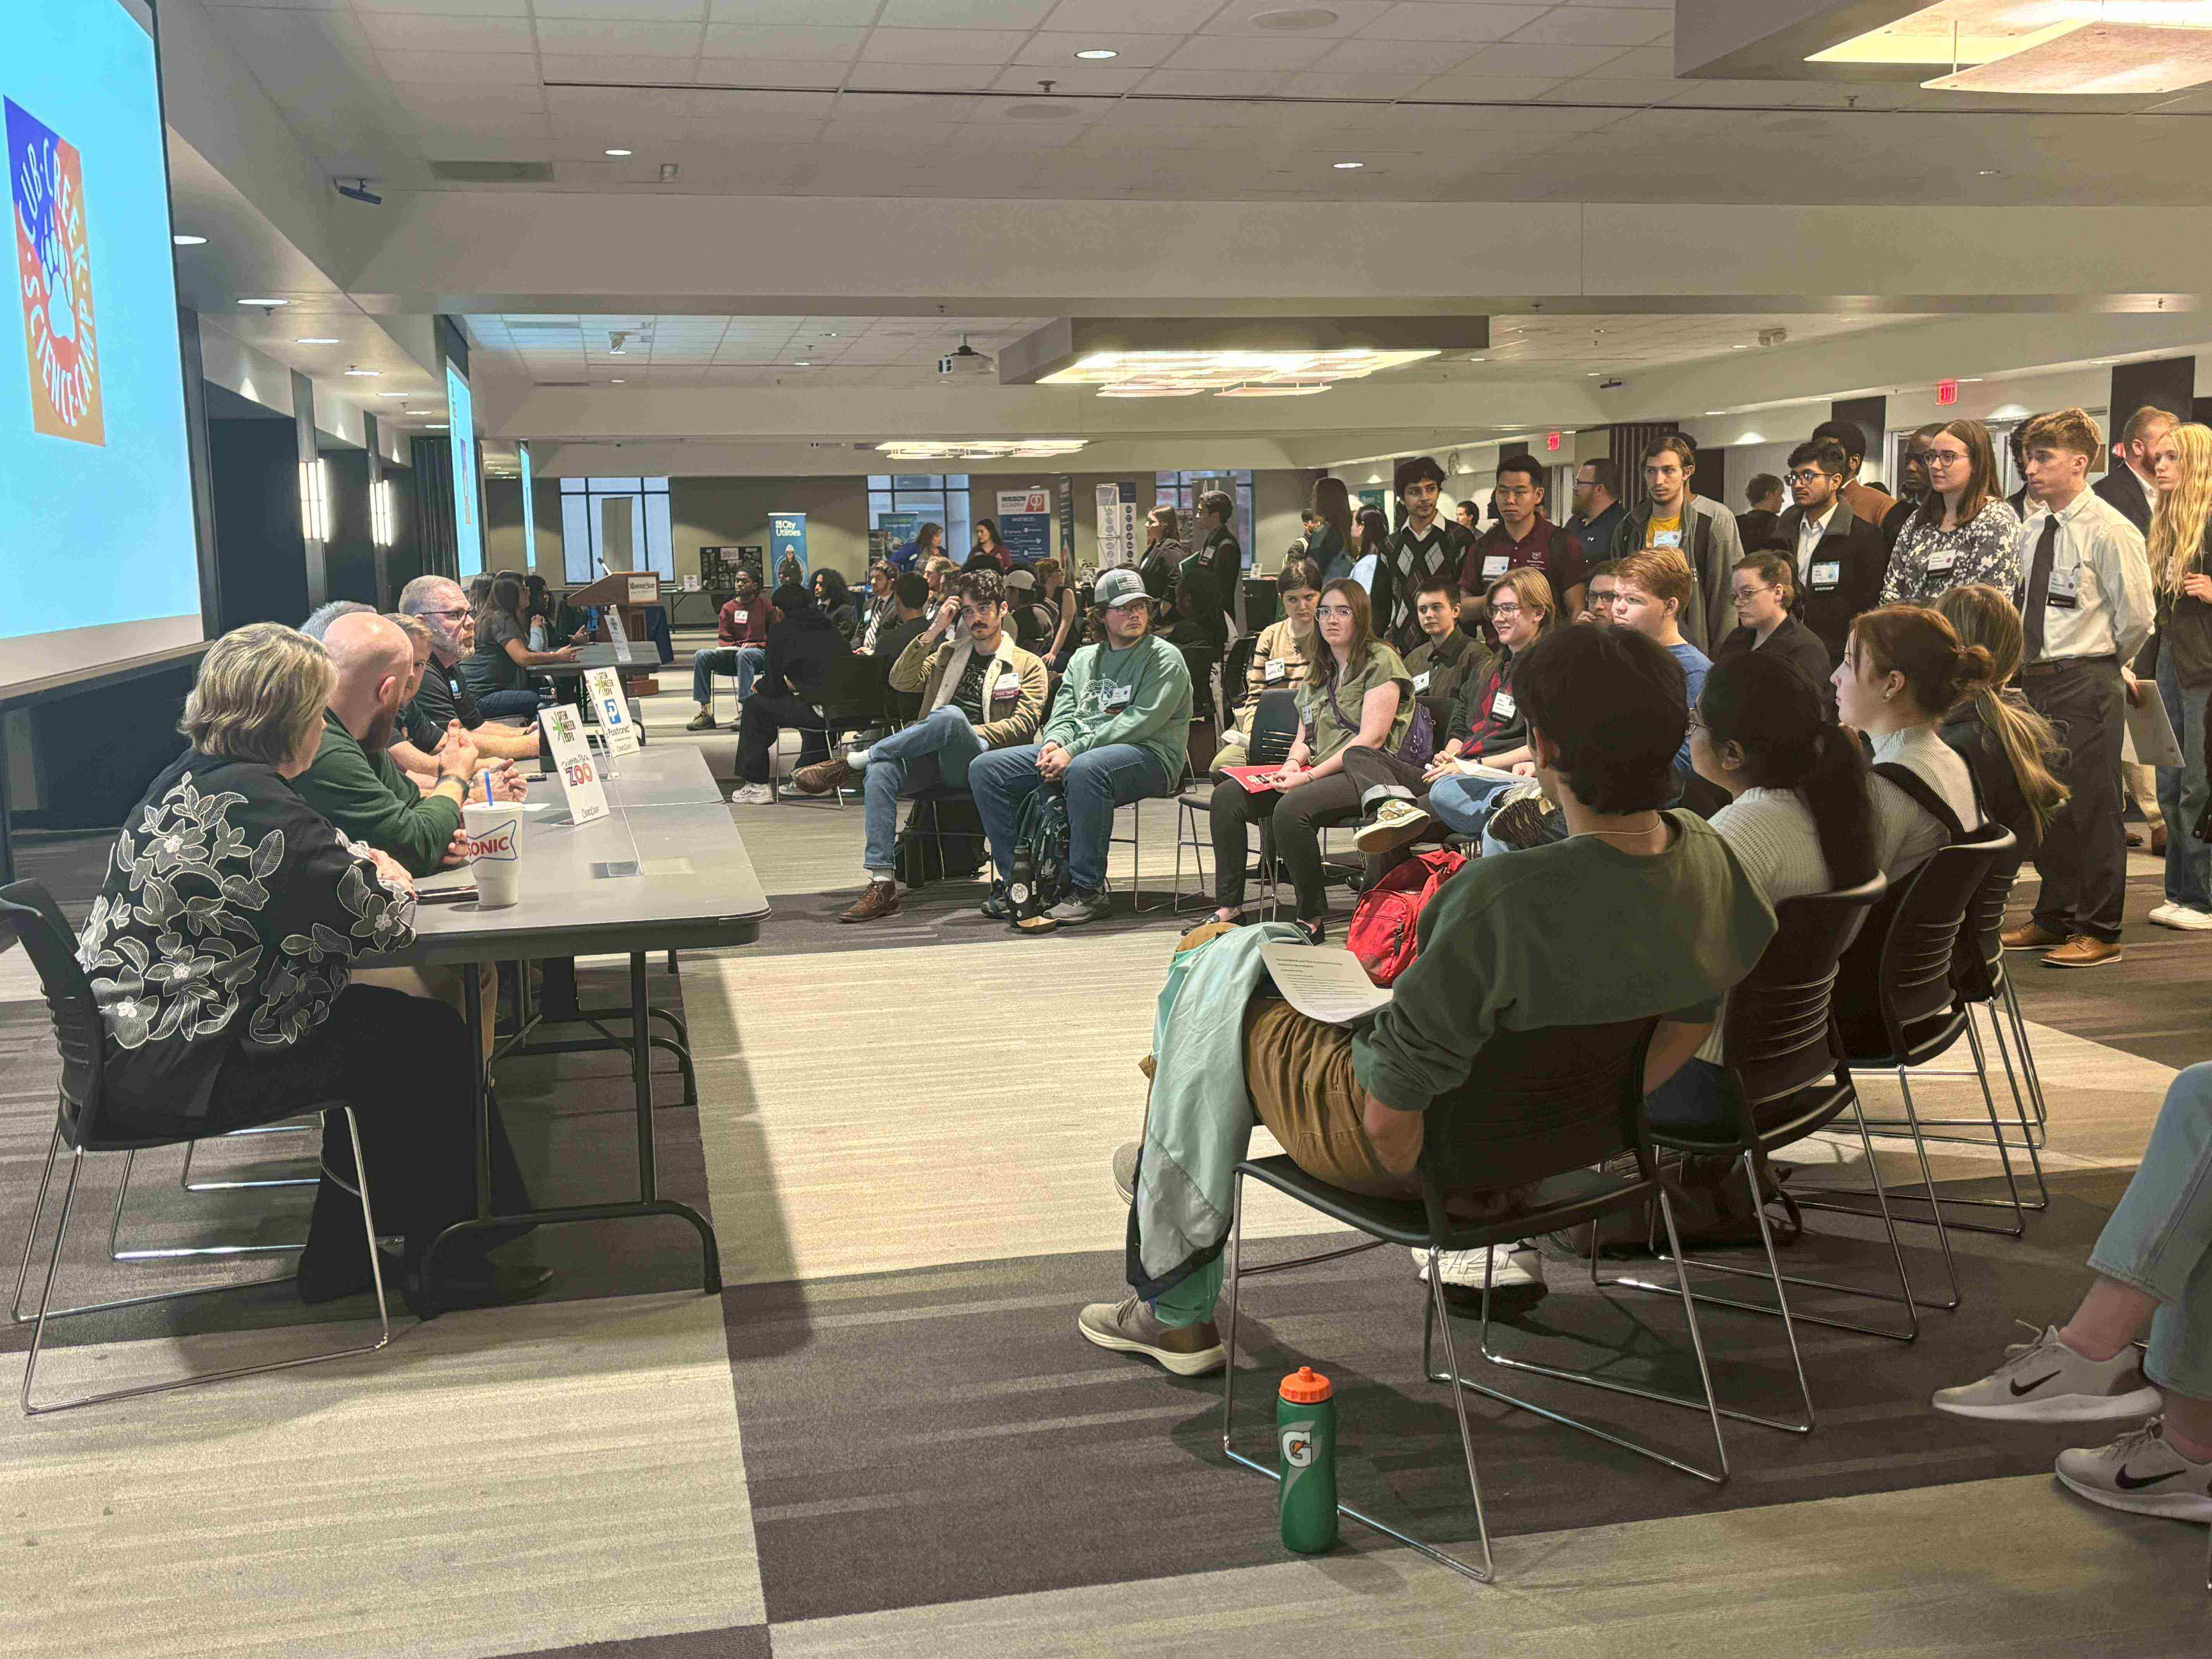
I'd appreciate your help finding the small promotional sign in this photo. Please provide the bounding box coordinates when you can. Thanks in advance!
[584,666,642,756]
[539,703,610,826]
[605,603,633,660]
[626,573,659,604]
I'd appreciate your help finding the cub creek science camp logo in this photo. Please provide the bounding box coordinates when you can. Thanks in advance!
[9,98,104,447]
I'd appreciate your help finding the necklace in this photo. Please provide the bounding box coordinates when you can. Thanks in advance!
[1582,816,1664,842]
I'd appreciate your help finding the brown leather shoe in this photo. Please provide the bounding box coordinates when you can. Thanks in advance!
[838,880,901,923]
[792,756,852,796]
[2042,934,2122,969]
[2002,921,2066,952]
[2151,824,2169,858]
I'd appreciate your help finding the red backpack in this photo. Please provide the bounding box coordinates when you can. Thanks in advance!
[1346,848,1467,987]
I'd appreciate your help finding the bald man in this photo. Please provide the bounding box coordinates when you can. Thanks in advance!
[293,611,485,875]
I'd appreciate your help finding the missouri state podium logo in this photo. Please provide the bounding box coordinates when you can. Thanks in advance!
[9,98,105,448]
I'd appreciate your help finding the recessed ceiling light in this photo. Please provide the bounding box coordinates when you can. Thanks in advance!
[1332,160,1364,170]
[344,366,379,376]
[1586,371,1602,377]
[605,148,632,156]
[611,378,626,383]
[1732,343,1750,349]
[1705,410,1725,416]
[1465,356,1486,362]
[1250,7,1339,29]
[1977,168,2002,176]
[296,336,339,345]
[426,422,449,429]
[1075,47,1117,59]
[172,234,206,246]
[238,297,287,307]
[794,361,811,366]
[377,390,408,397]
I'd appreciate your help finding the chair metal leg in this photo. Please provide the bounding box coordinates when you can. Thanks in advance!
[21,1108,392,1416]
[1852,1028,2033,1238]
[1797,1073,1964,1310]
[180,1122,318,1191]
[2002,977,2050,1129]
[1439,1189,1729,1483]
[1218,1172,1495,1582]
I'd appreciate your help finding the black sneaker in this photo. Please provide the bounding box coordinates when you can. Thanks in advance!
[685,710,716,732]
[1045,888,1113,927]
[979,884,1014,921]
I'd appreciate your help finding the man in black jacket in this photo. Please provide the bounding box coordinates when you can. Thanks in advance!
[1776,436,1886,665]
[732,583,846,803]
[2095,405,2176,535]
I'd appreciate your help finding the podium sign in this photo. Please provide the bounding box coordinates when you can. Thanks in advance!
[540,704,610,825]
[584,666,642,756]
[626,573,659,605]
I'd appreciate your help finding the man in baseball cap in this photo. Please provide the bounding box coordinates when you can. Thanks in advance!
[970,566,1195,928]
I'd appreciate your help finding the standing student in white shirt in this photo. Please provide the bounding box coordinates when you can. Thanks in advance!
[2000,408,2158,969]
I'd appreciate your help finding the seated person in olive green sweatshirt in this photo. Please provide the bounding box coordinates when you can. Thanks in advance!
[970,566,1195,929]
[1077,623,1777,1378]
[292,612,517,877]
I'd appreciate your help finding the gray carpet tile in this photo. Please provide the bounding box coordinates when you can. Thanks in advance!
[719,1170,2133,1626]
[498,1628,771,1659]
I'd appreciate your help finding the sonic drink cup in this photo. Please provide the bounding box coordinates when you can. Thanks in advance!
[461,803,524,908]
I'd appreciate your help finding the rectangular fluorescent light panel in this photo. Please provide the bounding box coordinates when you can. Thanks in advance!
[1811,1,2212,93]
[1041,349,1437,396]
[876,439,1087,460]
[1925,20,2212,89]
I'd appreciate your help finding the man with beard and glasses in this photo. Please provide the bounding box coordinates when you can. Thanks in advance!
[396,575,543,761]
[292,611,503,876]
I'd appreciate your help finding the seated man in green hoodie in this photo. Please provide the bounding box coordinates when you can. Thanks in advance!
[969,567,1194,929]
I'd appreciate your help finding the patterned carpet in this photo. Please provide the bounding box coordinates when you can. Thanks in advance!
[4,689,2211,1657]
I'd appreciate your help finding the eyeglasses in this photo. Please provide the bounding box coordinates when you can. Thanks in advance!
[1686,709,1707,734]
[1316,605,1356,619]
[1785,469,1836,485]
[1489,601,1522,618]
[1733,583,1781,603]
[424,606,470,620]
[1925,448,1971,467]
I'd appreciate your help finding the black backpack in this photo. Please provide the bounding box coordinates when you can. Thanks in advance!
[1006,786,1072,924]
[894,793,988,888]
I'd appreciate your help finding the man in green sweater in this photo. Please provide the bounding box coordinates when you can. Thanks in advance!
[293,611,488,876]
[970,567,1194,928]
[1078,623,1775,1375]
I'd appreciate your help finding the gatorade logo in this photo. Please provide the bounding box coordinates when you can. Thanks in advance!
[1281,1428,1313,1468]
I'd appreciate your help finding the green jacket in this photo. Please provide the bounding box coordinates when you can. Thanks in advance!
[1041,634,1194,786]
[293,710,463,876]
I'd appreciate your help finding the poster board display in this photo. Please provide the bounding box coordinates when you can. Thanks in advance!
[996,487,1053,564]
[1095,482,1139,568]
[769,514,808,581]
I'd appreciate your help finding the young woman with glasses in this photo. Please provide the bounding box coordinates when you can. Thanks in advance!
[1881,417,2023,606]
[1712,552,1836,705]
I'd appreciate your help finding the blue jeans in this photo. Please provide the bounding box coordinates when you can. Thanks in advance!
[692,645,764,706]
[864,705,987,878]
[1427,766,1525,838]
[2089,1062,2212,1399]
[1646,1057,1731,1130]
[2156,656,2212,910]
[475,689,539,721]
[970,742,1175,893]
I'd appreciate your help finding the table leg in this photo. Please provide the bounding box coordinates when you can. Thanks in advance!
[632,952,655,1203]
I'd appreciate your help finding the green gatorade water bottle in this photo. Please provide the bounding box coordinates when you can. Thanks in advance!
[1277,1365,1338,1553]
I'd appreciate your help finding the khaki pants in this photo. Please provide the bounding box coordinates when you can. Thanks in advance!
[350,961,498,1063]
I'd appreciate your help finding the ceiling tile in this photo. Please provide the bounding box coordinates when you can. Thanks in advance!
[840,62,1005,89]
[1309,38,1485,74]
[1014,32,1185,67]
[539,53,706,84]
[1200,0,1394,33]
[1358,3,1549,43]
[390,81,546,117]
[860,27,1033,62]
[1161,34,1335,71]
[875,0,1061,25]
[701,23,870,58]
[345,0,525,13]
[689,87,841,116]
[355,12,534,51]
[1460,41,1628,76]
[694,60,856,87]
[708,0,883,20]
[992,63,1146,93]
[1137,67,1293,96]
[529,0,707,17]
[1041,0,1226,30]
[534,18,704,55]
[374,49,539,85]
[829,91,986,121]
[1583,45,1673,77]
[1508,5,1671,46]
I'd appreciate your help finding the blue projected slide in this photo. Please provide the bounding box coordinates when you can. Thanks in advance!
[1,0,202,689]
[447,358,483,576]
[519,439,535,568]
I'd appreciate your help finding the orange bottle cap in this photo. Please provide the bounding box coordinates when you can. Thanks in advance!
[1279,1365,1333,1403]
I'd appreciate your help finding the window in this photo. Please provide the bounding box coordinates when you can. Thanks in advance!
[867,473,970,560]
[1156,471,1256,567]
[557,476,673,583]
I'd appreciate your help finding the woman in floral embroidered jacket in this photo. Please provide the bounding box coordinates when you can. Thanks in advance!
[77,624,541,1315]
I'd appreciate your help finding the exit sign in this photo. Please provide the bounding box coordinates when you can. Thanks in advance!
[1545,431,1562,452]
[1936,380,1959,406]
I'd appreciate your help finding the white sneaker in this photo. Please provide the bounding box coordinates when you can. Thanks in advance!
[2055,1419,2212,1523]
[847,746,871,768]
[1932,1323,2160,1423]
[2148,902,2182,926]
[1411,1243,1547,1312]
[730,782,774,805]
[2151,904,2212,931]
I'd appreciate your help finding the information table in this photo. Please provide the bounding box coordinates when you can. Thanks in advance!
[363,745,762,1309]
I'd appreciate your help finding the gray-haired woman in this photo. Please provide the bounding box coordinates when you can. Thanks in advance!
[76,623,544,1316]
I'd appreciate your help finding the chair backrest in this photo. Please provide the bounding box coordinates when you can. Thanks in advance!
[1723,874,1887,1111]
[1952,853,2022,1003]
[816,647,887,720]
[0,879,105,1150]
[1221,635,1259,715]
[1875,825,2015,1054]
[1419,1017,1659,1203]
[1247,688,1300,766]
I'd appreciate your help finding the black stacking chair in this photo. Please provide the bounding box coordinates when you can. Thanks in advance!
[771,649,884,806]
[1171,690,1304,911]
[2,880,391,1415]
[1219,1016,1729,1584]
[1795,827,2020,1310]
[1610,876,1911,1434]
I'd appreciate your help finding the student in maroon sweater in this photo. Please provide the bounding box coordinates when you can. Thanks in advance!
[687,569,770,730]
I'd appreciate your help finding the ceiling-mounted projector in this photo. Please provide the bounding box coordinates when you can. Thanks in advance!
[939,335,994,379]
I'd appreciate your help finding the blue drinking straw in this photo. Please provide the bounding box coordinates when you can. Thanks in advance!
[481,770,491,805]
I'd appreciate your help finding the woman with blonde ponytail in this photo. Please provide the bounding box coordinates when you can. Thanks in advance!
[1935,584,2070,853]
[2145,422,2212,928]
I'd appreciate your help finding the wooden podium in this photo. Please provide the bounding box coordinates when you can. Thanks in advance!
[569,571,663,695]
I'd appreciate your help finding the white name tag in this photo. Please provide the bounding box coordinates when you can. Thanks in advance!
[1265,658,1286,683]
[1925,551,1957,574]
[1481,553,1508,578]
[1100,682,1132,712]
[1653,529,1683,550]
[733,609,748,627]
[2049,563,2081,607]
[993,680,1021,701]
[1811,561,1841,590]
[1413,670,1431,692]
[1492,690,1517,720]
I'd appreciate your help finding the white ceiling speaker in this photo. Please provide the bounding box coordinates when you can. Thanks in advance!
[938,335,995,379]
[1250,7,1339,29]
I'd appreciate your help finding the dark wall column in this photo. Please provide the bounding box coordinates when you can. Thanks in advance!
[1829,395,1887,485]
[321,449,380,604]
[177,305,223,637]
[209,417,309,630]
[2111,357,2196,460]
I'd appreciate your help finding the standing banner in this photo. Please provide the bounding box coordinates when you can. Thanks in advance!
[996,487,1053,564]
[539,704,610,826]
[770,513,809,581]
[584,666,642,757]
[1095,481,1139,568]
[1057,475,1075,561]
[878,510,919,560]
[1356,487,1388,524]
